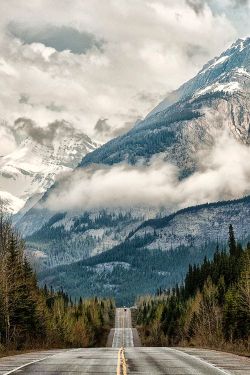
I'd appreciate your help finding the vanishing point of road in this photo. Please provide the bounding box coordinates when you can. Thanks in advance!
[0,308,249,374]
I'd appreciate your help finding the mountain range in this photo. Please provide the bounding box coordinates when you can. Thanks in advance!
[0,120,98,213]
[39,195,250,305]
[5,37,250,303]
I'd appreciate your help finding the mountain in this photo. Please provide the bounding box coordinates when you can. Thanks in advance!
[0,121,99,213]
[130,196,250,250]
[79,37,250,173]
[15,37,250,274]
[22,207,161,269]
[38,196,250,305]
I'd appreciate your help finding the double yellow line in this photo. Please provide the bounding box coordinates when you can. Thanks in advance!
[116,347,127,375]
[116,309,127,374]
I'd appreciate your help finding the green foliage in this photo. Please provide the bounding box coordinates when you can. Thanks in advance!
[0,208,115,351]
[136,226,250,352]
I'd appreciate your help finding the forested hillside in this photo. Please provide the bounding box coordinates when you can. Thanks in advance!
[136,225,250,354]
[39,235,219,306]
[0,206,115,352]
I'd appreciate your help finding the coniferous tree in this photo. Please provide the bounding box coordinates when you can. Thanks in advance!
[228,224,237,256]
[136,227,249,353]
[0,204,115,351]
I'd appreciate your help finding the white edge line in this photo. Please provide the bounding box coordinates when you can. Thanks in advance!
[4,350,74,375]
[168,348,231,375]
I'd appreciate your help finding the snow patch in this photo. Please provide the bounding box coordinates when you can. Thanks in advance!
[0,190,25,213]
[93,262,131,274]
[196,81,240,97]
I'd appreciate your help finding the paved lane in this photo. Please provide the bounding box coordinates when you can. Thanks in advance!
[3,348,118,375]
[1,346,249,374]
[0,309,249,374]
[111,308,135,348]
[125,347,250,375]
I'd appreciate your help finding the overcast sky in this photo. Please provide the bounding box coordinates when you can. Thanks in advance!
[0,0,250,151]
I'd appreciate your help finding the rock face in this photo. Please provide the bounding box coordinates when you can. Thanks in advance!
[0,123,98,213]
[15,37,250,272]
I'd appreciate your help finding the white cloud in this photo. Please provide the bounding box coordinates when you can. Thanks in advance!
[0,0,239,145]
[0,121,16,156]
[44,131,250,212]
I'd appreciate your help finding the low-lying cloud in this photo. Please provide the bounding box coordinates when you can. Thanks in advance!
[44,131,250,212]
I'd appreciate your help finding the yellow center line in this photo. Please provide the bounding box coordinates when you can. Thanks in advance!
[116,348,122,375]
[122,310,125,347]
[116,347,127,375]
[116,310,128,375]
[121,347,127,375]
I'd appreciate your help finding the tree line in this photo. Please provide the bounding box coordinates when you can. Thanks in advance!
[0,206,115,351]
[136,225,250,354]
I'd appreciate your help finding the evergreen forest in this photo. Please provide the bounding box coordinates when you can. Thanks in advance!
[0,207,115,352]
[136,225,250,354]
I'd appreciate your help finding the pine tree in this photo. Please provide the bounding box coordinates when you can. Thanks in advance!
[228,224,237,257]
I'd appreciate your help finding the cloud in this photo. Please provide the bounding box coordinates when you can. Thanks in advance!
[186,0,249,13]
[8,23,104,54]
[19,93,30,104]
[13,118,84,145]
[0,0,238,142]
[231,0,249,7]
[94,118,111,139]
[0,121,16,156]
[93,118,136,141]
[0,118,87,154]
[186,0,205,15]
[44,130,250,212]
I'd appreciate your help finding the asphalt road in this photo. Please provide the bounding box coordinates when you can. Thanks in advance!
[112,307,134,348]
[0,308,249,374]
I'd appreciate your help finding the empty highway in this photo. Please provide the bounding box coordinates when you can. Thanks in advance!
[0,308,249,374]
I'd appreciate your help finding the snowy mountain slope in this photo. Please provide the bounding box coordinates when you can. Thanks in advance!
[79,37,250,171]
[20,207,163,268]
[147,37,250,117]
[129,196,250,251]
[0,190,24,213]
[0,124,99,212]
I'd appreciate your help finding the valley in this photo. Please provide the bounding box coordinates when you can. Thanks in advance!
[0,1,250,371]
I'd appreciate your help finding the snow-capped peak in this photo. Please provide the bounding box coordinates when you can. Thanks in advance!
[147,36,250,119]
[0,125,99,212]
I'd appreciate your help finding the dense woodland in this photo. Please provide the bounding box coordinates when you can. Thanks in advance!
[137,225,250,354]
[0,207,115,351]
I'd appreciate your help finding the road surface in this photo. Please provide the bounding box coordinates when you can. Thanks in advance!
[0,308,249,374]
[110,307,140,348]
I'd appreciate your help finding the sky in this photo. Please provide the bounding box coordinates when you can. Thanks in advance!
[0,0,250,153]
